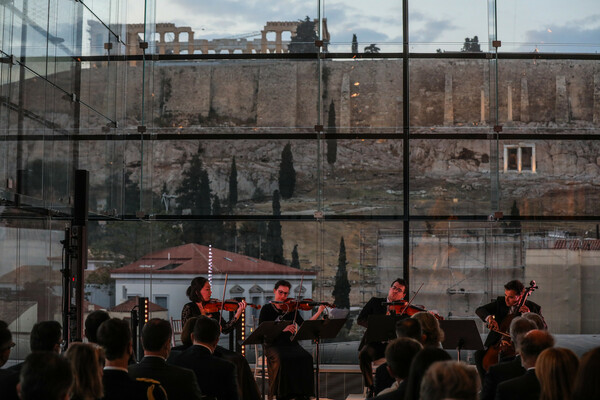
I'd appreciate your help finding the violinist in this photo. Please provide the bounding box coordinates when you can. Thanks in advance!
[181,277,261,400]
[258,279,327,400]
[357,278,409,395]
[474,279,545,379]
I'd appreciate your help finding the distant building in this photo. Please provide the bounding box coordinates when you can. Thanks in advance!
[110,243,315,325]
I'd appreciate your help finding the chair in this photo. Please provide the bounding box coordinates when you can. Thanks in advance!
[170,317,182,347]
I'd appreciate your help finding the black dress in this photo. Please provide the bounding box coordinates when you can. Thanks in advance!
[181,302,261,400]
[258,303,315,400]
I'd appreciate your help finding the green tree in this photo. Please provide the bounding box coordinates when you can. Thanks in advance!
[364,44,380,53]
[327,100,337,165]
[238,221,267,259]
[228,156,238,208]
[175,145,212,244]
[351,34,358,53]
[506,200,522,234]
[332,236,351,309]
[210,196,226,248]
[461,36,482,52]
[290,244,300,269]
[278,143,296,199]
[265,190,284,265]
[289,16,317,53]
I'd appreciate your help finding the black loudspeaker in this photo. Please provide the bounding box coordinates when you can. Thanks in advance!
[73,169,89,225]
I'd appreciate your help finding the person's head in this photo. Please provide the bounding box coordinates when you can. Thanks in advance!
[396,318,422,341]
[30,320,62,353]
[186,277,211,302]
[522,312,546,330]
[420,360,479,400]
[84,310,110,344]
[404,348,452,400]
[504,280,525,307]
[273,280,292,302]
[509,316,537,352]
[96,318,132,361]
[385,337,423,380]
[519,329,555,368]
[192,316,220,349]
[388,278,407,302]
[180,317,198,347]
[65,342,104,400]
[411,312,444,347]
[535,347,579,400]
[0,323,15,367]
[142,318,172,356]
[18,352,73,400]
[572,347,600,400]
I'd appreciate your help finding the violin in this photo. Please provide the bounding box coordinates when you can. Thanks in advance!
[382,300,444,320]
[203,298,262,314]
[271,298,335,312]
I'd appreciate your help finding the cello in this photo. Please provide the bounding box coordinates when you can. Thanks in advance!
[482,280,538,371]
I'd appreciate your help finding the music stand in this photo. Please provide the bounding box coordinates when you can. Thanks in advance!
[439,319,484,362]
[294,319,347,400]
[242,321,291,398]
[364,314,402,344]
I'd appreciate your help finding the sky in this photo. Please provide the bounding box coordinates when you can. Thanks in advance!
[126,0,600,53]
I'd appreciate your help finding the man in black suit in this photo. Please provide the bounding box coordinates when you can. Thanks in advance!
[97,318,166,400]
[0,320,62,400]
[480,316,537,400]
[84,310,110,344]
[495,329,554,400]
[357,278,409,394]
[17,352,73,400]
[169,315,239,400]
[475,280,545,378]
[129,318,202,400]
[373,338,423,400]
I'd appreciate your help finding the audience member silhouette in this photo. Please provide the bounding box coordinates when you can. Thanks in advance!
[420,360,479,400]
[129,318,202,400]
[535,347,579,400]
[373,337,423,400]
[84,310,110,344]
[571,346,600,400]
[169,316,239,400]
[65,342,105,400]
[403,347,452,400]
[495,329,554,400]
[17,352,73,400]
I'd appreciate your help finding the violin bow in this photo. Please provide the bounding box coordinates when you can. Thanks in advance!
[218,273,229,328]
[399,282,424,316]
[290,274,304,340]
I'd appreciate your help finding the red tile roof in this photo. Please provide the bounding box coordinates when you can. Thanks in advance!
[111,243,315,276]
[109,296,167,312]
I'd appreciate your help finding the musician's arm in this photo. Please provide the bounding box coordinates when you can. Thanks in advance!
[309,305,327,320]
[357,297,377,328]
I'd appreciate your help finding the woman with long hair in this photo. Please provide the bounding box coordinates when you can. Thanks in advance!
[571,346,600,400]
[65,342,104,400]
[535,347,579,400]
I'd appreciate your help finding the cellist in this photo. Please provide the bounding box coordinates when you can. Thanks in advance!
[474,279,546,380]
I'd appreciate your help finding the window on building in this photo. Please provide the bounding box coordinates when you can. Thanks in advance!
[504,144,536,173]
[154,296,168,309]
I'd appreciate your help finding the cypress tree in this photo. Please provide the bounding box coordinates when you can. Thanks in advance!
[279,143,296,199]
[228,156,238,208]
[265,190,284,264]
[332,236,351,309]
[327,100,337,165]
[290,244,300,269]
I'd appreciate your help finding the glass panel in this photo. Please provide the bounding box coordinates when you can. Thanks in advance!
[410,139,492,216]
[497,0,600,53]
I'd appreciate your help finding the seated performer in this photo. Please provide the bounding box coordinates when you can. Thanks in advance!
[357,278,409,395]
[474,279,545,378]
[181,276,260,400]
[258,279,326,400]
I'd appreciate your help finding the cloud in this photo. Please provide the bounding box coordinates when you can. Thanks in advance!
[522,16,600,52]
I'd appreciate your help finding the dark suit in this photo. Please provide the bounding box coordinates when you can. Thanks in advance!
[0,363,22,400]
[481,356,525,400]
[169,345,239,400]
[476,297,543,348]
[129,356,202,400]
[495,369,540,400]
[102,368,160,400]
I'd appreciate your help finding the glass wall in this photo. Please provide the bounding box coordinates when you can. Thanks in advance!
[2,0,599,375]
